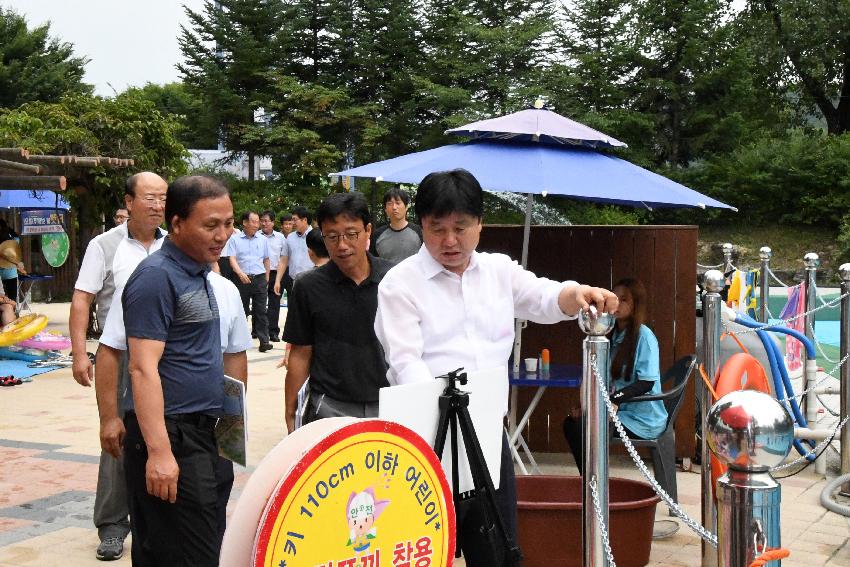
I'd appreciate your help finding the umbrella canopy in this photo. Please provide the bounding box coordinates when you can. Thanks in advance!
[334,140,735,211]
[0,190,70,210]
[446,108,627,149]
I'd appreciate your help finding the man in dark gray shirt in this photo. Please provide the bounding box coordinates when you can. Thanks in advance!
[370,186,422,263]
[122,175,235,566]
[283,193,392,433]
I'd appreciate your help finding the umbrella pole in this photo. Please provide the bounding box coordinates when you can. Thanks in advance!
[512,193,534,375]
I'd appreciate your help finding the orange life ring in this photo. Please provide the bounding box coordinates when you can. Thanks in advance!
[710,353,772,492]
[0,314,49,347]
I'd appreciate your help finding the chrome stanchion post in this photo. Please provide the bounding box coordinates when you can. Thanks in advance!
[701,269,724,567]
[840,264,850,494]
[804,253,820,426]
[759,247,772,323]
[722,243,733,272]
[579,308,615,567]
[707,390,794,567]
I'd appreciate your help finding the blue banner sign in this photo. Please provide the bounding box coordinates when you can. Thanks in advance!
[20,209,67,235]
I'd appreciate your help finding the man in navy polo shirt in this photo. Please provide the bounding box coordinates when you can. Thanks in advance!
[122,175,235,566]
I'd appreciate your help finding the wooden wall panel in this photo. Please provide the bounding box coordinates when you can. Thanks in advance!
[479,224,698,458]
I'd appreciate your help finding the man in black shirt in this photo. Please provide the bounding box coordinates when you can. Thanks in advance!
[282,193,392,433]
[370,186,422,264]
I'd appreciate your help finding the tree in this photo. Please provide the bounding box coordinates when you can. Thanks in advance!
[126,82,219,149]
[0,92,188,244]
[752,0,850,134]
[178,0,286,179]
[0,7,91,108]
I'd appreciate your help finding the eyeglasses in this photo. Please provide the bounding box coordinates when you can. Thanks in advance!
[141,196,167,207]
[322,231,361,245]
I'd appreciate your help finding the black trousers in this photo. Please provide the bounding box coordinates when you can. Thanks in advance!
[455,433,520,567]
[238,274,269,343]
[266,269,281,338]
[124,413,221,567]
[563,415,645,475]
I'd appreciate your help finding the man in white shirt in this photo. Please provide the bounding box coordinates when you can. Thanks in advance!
[375,169,617,567]
[275,206,312,298]
[97,268,252,546]
[68,171,168,561]
[260,210,288,342]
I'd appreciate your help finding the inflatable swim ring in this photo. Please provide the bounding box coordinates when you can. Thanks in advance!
[0,346,52,362]
[18,331,71,351]
[0,314,48,347]
[709,352,772,493]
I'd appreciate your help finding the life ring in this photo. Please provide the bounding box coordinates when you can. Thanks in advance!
[0,314,49,347]
[18,331,71,351]
[710,353,772,492]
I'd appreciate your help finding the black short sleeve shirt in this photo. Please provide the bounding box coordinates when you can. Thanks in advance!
[283,254,392,403]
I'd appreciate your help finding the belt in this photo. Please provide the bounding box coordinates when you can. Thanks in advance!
[166,413,219,429]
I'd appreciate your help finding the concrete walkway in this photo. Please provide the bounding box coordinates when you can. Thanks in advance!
[0,302,848,566]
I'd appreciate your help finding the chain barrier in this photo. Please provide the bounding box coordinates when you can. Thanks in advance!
[722,293,850,337]
[812,282,842,309]
[767,268,791,289]
[808,320,840,363]
[770,416,850,471]
[697,262,723,269]
[775,354,849,404]
[590,359,719,547]
[589,477,617,567]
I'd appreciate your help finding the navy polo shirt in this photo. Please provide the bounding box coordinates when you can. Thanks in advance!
[123,238,224,415]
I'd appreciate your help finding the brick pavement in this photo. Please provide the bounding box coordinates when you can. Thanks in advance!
[0,302,848,565]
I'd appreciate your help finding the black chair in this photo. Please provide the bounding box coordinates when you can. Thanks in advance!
[610,354,697,507]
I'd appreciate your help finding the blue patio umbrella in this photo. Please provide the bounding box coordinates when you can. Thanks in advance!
[0,190,70,210]
[335,139,733,211]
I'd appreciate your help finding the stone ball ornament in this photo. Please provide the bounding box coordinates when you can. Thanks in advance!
[706,390,794,472]
[577,305,616,336]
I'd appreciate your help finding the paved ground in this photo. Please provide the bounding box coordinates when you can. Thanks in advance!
[0,302,848,566]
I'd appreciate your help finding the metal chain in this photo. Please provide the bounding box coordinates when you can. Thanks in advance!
[589,477,617,567]
[697,262,723,269]
[808,320,840,363]
[811,282,841,309]
[777,354,850,403]
[723,293,850,336]
[817,393,840,417]
[770,416,850,471]
[590,359,719,547]
[767,268,792,288]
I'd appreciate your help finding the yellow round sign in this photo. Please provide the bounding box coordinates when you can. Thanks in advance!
[253,420,455,567]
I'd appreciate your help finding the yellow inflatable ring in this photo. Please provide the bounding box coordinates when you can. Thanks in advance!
[0,314,49,347]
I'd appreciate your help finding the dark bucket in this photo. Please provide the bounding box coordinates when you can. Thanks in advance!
[516,475,660,567]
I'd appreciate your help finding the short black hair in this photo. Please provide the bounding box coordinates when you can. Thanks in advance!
[415,169,483,219]
[165,175,230,231]
[305,228,329,259]
[291,206,312,224]
[316,193,371,231]
[260,210,275,222]
[241,210,259,223]
[383,186,410,207]
[280,213,293,222]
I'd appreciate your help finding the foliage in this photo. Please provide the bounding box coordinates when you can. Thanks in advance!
[125,82,219,149]
[0,8,91,108]
[0,92,188,227]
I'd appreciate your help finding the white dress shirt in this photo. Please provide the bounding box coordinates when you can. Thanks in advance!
[375,247,576,412]
[262,230,289,271]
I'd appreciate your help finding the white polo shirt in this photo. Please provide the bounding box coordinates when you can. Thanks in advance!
[74,222,166,325]
[100,271,252,354]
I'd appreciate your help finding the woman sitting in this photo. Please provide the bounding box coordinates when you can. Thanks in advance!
[0,293,15,326]
[563,277,667,473]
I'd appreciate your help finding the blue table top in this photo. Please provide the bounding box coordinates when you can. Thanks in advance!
[509,363,582,388]
[19,274,54,281]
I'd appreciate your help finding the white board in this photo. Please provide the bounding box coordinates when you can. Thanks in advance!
[379,366,508,494]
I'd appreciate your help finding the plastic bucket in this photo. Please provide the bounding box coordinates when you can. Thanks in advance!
[516,475,660,567]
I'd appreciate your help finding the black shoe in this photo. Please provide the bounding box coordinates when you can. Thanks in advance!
[269,335,280,342]
[96,536,125,561]
[251,332,258,339]
[259,343,273,353]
